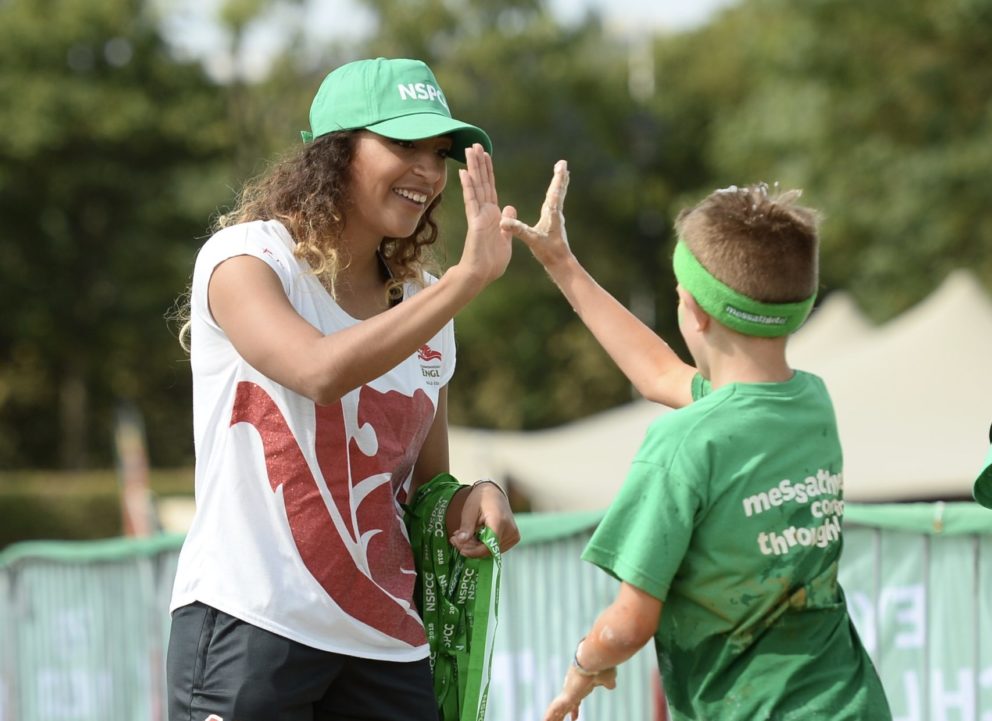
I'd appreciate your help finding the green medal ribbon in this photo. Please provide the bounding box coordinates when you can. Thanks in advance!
[404,473,502,721]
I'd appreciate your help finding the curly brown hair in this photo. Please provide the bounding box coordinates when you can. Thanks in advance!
[218,131,442,299]
[173,131,444,350]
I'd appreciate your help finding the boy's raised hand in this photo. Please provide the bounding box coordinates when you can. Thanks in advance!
[500,160,572,268]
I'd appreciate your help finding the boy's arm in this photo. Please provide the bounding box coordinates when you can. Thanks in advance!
[541,254,696,408]
[543,582,662,721]
[501,161,695,409]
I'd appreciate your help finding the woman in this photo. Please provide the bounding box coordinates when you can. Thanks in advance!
[167,57,520,721]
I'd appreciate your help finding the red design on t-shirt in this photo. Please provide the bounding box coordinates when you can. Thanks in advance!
[417,344,442,362]
[230,382,434,646]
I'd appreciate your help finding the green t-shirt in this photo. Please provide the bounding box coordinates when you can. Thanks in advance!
[583,371,891,721]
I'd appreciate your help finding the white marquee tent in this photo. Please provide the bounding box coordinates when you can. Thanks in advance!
[449,270,992,510]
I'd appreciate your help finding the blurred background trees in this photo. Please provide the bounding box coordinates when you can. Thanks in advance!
[1,0,989,470]
[0,0,230,469]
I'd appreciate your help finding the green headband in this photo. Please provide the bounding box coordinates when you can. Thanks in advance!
[672,241,816,337]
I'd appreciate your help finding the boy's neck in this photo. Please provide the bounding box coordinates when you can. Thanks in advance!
[702,330,793,389]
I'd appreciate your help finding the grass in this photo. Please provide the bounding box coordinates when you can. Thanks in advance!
[0,468,195,548]
[0,467,194,496]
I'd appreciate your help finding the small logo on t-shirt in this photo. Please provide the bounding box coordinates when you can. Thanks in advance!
[261,246,284,269]
[204,715,223,721]
[418,344,442,385]
[418,344,442,362]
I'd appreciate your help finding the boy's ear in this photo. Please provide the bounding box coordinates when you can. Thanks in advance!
[677,287,711,332]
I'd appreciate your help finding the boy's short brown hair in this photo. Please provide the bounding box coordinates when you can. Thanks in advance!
[675,184,820,304]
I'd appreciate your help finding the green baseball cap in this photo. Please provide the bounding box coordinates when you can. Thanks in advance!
[974,424,992,509]
[302,57,492,164]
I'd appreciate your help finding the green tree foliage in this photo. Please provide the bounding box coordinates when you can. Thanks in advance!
[0,0,231,468]
[359,0,992,426]
[678,0,992,320]
[2,0,989,470]
[209,0,317,177]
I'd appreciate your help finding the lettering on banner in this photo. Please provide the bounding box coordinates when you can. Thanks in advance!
[865,667,992,721]
[846,582,992,721]
[892,671,923,721]
[982,666,992,721]
[879,585,926,650]
[930,668,976,721]
[847,584,925,653]
[845,590,877,656]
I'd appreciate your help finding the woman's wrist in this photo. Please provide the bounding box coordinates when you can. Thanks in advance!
[471,478,507,498]
[439,264,487,304]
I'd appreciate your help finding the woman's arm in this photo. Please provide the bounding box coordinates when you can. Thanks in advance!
[208,144,515,406]
[209,254,484,404]
[410,386,520,558]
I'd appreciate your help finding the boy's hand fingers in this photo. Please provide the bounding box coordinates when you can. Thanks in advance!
[543,160,570,215]
[500,161,569,239]
[543,696,579,721]
[500,217,538,241]
[499,205,518,241]
[499,216,524,232]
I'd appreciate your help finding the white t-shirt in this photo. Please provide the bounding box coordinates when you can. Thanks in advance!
[170,219,455,661]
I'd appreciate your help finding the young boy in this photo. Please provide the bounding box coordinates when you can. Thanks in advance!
[501,164,892,721]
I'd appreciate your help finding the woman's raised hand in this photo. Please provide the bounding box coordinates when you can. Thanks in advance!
[457,143,516,286]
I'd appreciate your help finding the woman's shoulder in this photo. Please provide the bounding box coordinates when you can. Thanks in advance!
[192,220,299,287]
[200,219,295,260]
[206,218,292,247]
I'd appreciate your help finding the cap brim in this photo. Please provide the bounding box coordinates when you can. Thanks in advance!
[974,445,992,509]
[364,113,492,163]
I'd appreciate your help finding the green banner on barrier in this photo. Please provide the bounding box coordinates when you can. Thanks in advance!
[1,503,990,720]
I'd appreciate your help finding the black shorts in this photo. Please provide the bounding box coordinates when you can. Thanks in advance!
[166,602,440,721]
